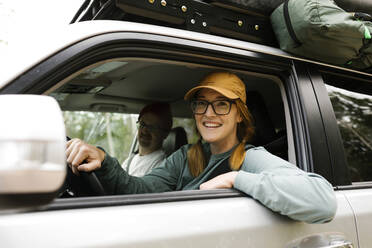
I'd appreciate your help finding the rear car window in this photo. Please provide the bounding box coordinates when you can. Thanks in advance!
[325,83,372,182]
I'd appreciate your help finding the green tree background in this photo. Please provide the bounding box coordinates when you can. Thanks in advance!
[64,111,197,164]
[64,111,137,164]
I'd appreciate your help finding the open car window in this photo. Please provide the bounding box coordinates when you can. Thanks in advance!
[63,111,138,164]
[62,111,198,164]
[48,58,292,197]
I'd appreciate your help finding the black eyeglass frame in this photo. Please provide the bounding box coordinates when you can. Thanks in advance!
[136,120,168,133]
[190,99,236,115]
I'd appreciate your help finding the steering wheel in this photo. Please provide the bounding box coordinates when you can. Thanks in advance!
[59,137,106,197]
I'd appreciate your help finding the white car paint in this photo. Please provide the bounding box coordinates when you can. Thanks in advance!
[2,20,370,89]
[342,188,372,248]
[0,193,357,248]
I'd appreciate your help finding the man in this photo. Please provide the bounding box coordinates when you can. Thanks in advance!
[122,102,172,177]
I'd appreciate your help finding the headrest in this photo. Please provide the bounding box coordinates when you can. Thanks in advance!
[163,127,188,157]
[246,91,277,146]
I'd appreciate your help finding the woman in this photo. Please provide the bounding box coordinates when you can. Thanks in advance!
[66,71,337,223]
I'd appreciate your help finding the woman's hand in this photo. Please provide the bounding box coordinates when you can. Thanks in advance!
[66,138,105,175]
[199,171,239,190]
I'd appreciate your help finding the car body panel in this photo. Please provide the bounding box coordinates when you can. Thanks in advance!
[2,20,371,89]
[0,193,357,248]
[343,188,372,248]
[0,20,286,88]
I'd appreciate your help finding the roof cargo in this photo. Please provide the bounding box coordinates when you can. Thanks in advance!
[271,0,372,72]
[71,0,281,46]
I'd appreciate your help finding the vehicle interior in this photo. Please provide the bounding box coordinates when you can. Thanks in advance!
[47,58,292,197]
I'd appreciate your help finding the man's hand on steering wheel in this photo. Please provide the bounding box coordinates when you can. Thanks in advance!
[61,138,106,197]
[66,138,105,175]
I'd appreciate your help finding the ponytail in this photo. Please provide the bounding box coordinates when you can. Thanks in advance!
[229,100,255,170]
[187,138,206,177]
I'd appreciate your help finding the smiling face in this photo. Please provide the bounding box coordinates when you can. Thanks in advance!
[194,89,242,154]
[138,112,167,155]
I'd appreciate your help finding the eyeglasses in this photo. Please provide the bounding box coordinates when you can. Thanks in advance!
[136,120,166,132]
[190,99,235,115]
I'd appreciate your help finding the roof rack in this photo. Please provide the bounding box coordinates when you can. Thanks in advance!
[70,0,279,47]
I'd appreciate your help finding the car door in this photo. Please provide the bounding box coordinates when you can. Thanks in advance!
[0,21,358,247]
[308,65,372,248]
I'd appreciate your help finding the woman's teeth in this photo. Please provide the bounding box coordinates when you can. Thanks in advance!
[203,122,222,128]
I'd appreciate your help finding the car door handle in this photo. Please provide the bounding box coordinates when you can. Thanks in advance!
[322,242,353,248]
[285,233,354,248]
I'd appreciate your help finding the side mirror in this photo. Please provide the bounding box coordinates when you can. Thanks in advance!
[0,95,66,212]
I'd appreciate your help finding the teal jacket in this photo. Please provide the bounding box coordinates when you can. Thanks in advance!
[95,144,337,224]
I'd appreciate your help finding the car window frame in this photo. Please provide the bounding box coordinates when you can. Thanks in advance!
[287,61,337,183]
[1,31,327,209]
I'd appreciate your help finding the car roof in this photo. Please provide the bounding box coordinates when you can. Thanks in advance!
[1,20,371,89]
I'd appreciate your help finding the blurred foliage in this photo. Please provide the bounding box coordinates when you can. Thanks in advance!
[327,86,372,182]
[64,112,198,164]
[64,111,137,164]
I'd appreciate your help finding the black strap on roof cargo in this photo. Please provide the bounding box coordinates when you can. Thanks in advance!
[283,0,301,47]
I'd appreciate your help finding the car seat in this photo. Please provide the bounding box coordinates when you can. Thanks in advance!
[246,91,288,160]
[163,126,188,157]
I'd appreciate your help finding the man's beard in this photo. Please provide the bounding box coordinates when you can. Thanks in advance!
[138,134,152,148]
